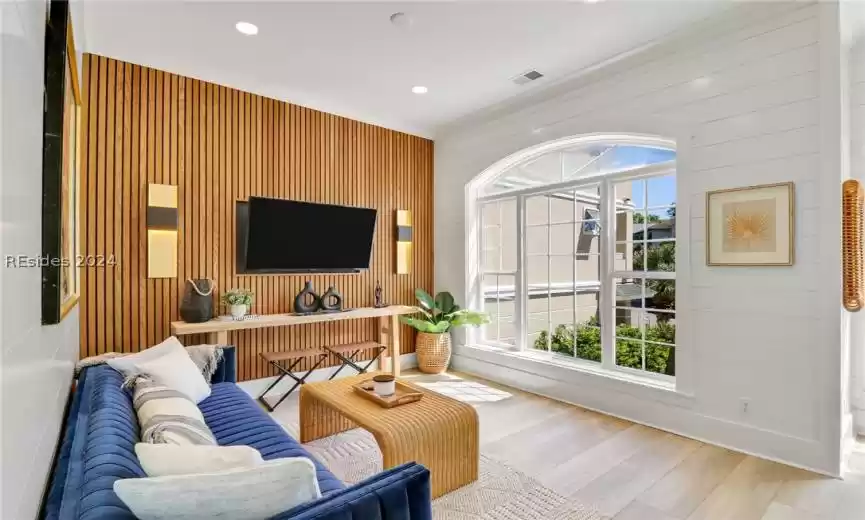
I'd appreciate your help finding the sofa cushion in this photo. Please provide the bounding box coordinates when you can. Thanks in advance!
[198,383,345,495]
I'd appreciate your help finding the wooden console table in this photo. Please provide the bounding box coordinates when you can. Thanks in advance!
[170,305,417,376]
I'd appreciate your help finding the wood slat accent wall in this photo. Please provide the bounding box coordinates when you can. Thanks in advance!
[79,54,434,381]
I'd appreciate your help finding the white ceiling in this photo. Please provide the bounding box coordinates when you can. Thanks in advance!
[76,1,731,138]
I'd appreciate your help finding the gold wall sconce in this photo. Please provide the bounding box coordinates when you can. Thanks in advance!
[147,184,178,278]
[395,210,412,274]
[843,179,864,312]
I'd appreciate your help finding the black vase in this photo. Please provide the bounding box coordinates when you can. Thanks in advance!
[180,279,214,323]
[294,281,321,314]
[320,286,343,311]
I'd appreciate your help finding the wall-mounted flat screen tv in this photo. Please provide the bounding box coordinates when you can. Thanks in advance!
[236,197,377,274]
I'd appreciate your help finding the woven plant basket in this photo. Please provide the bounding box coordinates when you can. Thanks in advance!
[416,332,452,374]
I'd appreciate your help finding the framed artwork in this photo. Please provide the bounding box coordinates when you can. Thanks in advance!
[706,182,794,266]
[42,2,81,324]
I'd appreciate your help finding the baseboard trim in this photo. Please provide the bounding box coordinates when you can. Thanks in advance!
[452,348,838,477]
[238,353,417,398]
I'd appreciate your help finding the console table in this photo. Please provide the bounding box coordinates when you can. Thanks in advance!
[170,305,417,376]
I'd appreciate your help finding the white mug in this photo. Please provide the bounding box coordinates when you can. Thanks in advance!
[372,375,395,397]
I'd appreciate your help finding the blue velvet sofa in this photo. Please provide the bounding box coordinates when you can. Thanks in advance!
[43,347,432,520]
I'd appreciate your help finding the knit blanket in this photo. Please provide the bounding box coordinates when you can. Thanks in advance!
[75,344,224,380]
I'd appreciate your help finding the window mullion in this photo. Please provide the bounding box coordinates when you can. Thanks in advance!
[600,180,616,370]
[516,196,527,351]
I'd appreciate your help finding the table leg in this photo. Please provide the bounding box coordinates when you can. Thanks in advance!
[299,388,356,443]
[207,331,228,345]
[390,314,400,377]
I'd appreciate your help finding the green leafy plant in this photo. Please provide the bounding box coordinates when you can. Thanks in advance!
[400,289,490,334]
[221,288,254,307]
[534,318,676,376]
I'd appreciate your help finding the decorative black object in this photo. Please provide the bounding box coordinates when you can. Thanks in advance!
[180,279,214,323]
[374,280,387,308]
[320,286,343,311]
[293,281,321,313]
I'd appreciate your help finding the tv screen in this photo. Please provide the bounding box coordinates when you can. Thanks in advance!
[238,197,377,273]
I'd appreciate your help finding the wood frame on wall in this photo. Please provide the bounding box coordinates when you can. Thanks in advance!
[705,182,795,267]
[42,2,82,324]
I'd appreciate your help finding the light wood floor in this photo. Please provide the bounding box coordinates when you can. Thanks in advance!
[269,370,865,520]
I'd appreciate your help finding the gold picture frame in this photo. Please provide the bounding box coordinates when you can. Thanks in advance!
[706,182,794,266]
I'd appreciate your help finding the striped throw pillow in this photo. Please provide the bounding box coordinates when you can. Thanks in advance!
[131,376,217,446]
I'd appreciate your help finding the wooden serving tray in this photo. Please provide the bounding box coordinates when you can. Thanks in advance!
[352,379,423,408]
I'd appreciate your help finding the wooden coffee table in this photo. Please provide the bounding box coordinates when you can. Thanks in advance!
[299,373,479,498]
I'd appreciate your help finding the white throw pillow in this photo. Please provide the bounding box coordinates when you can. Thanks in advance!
[135,444,263,477]
[114,458,322,520]
[131,376,216,446]
[109,337,211,403]
[108,336,185,374]
[136,350,212,403]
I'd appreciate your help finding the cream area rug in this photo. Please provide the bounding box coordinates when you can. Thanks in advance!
[296,426,606,520]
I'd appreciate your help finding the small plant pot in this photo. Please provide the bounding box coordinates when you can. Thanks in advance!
[230,304,248,319]
[416,332,451,374]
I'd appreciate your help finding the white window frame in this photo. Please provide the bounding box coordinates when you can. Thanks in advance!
[471,142,676,381]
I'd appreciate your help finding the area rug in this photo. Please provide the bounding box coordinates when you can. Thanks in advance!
[298,426,606,520]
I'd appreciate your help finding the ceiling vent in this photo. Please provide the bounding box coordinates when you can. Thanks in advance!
[512,69,544,85]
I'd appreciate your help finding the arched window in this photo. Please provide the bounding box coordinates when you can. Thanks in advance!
[466,134,677,379]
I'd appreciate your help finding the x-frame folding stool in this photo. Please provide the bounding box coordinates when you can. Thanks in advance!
[258,349,328,412]
[322,342,386,381]
[258,341,386,411]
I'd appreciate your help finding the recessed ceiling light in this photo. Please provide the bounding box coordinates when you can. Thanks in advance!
[411,86,428,94]
[390,12,413,28]
[235,22,258,36]
[584,0,605,3]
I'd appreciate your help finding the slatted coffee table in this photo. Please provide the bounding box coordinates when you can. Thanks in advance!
[299,373,479,498]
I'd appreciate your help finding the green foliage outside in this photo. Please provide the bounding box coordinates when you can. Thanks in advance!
[533,319,676,375]
[632,213,661,224]
[532,239,677,376]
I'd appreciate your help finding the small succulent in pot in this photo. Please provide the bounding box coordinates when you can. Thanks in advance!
[400,289,489,374]
[221,289,254,318]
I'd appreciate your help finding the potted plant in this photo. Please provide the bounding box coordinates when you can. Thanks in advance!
[221,289,254,319]
[400,289,489,374]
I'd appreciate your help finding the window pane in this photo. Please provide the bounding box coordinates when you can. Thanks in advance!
[645,343,675,376]
[615,338,644,371]
[526,196,549,225]
[550,196,573,223]
[550,255,574,285]
[615,277,644,311]
[499,199,517,271]
[527,225,548,255]
[482,274,516,345]
[550,224,574,256]
[633,240,676,273]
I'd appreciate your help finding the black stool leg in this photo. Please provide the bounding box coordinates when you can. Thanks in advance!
[266,354,328,411]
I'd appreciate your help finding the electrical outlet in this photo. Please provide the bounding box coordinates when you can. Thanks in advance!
[740,398,750,414]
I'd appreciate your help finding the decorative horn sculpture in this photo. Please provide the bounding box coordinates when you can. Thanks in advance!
[842,179,864,312]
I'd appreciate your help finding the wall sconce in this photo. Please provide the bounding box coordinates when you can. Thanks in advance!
[395,210,412,274]
[147,183,178,278]
[843,179,863,311]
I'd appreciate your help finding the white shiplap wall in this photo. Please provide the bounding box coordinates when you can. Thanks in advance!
[1,1,81,518]
[436,2,847,474]
[847,1,865,437]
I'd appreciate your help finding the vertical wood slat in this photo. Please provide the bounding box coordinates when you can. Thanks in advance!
[79,54,433,381]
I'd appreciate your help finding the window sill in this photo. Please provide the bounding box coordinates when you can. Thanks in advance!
[454,343,695,407]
